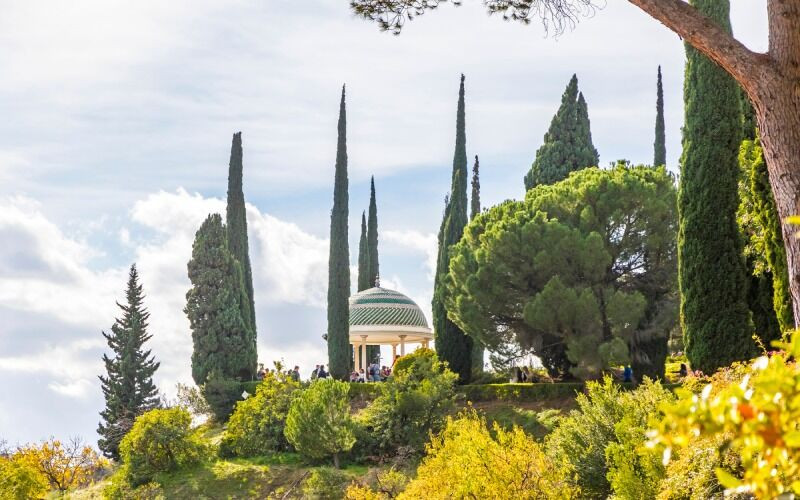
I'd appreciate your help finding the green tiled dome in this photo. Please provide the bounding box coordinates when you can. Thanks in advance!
[349,287,429,328]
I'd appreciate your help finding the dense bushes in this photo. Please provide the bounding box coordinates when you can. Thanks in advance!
[460,382,582,402]
[399,410,577,499]
[0,454,49,500]
[285,378,356,468]
[220,371,300,457]
[118,407,210,486]
[359,348,458,455]
[202,372,245,422]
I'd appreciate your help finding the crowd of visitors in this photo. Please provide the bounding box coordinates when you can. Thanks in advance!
[253,358,395,383]
[255,364,301,381]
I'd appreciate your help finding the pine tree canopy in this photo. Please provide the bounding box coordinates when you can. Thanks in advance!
[327,85,351,381]
[679,0,753,374]
[225,131,257,340]
[446,165,678,381]
[98,264,160,460]
[433,74,473,383]
[654,66,667,167]
[524,74,599,190]
[185,213,256,386]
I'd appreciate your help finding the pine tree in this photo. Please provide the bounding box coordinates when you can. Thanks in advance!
[185,214,256,385]
[469,154,484,376]
[679,0,753,374]
[225,131,257,357]
[357,211,369,292]
[327,86,351,381]
[434,74,473,383]
[365,177,381,363]
[654,66,666,167]
[524,74,599,190]
[98,264,160,460]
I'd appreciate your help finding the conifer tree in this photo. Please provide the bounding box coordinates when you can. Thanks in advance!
[434,74,473,383]
[357,211,369,292]
[469,155,484,376]
[226,132,256,340]
[185,214,256,386]
[327,86,351,381]
[654,66,666,167]
[679,0,752,373]
[367,177,379,286]
[524,74,599,190]
[98,264,160,460]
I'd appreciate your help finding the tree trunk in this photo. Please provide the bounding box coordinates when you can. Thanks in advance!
[332,452,341,469]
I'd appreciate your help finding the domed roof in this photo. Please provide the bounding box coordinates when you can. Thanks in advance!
[349,287,429,329]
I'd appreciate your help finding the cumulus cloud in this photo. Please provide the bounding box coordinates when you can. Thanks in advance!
[384,229,438,280]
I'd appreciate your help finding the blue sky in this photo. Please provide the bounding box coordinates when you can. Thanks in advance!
[0,0,767,445]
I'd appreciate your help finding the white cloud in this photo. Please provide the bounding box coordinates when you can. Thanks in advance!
[384,229,438,280]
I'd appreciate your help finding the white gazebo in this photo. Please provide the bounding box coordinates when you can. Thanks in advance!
[348,286,433,372]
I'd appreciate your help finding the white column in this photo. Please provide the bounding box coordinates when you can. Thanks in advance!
[391,343,397,361]
[360,335,368,373]
[399,335,407,356]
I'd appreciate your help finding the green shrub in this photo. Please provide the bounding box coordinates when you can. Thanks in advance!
[361,348,458,455]
[656,435,746,500]
[104,468,164,500]
[303,467,351,500]
[545,377,674,499]
[202,372,243,422]
[220,371,300,457]
[347,382,383,402]
[460,382,583,402]
[119,407,210,486]
[0,454,48,500]
[285,379,356,468]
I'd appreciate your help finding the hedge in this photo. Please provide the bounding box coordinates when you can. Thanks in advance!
[459,383,585,402]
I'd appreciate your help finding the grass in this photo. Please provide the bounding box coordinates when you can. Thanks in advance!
[473,398,576,440]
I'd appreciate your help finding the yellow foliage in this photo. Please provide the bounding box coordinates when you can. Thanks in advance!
[399,410,578,499]
[0,454,49,499]
[345,483,387,500]
[15,437,108,493]
[649,330,800,498]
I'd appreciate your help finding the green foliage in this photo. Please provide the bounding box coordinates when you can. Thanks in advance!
[119,407,210,487]
[367,176,379,286]
[185,213,256,385]
[0,454,49,500]
[679,0,753,374]
[400,410,579,499]
[650,330,800,498]
[469,155,485,378]
[361,348,458,455]
[654,65,666,167]
[220,370,300,457]
[98,264,161,460]
[447,165,677,380]
[460,382,582,403]
[225,131,258,341]
[656,435,745,500]
[202,371,244,422]
[303,467,351,500]
[524,74,599,190]
[328,86,351,381]
[433,74,473,384]
[285,379,356,467]
[545,377,674,498]
[104,471,164,500]
[357,212,369,292]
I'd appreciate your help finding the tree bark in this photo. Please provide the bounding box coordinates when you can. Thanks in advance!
[628,0,800,325]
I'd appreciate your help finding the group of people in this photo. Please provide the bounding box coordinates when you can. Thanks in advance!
[310,364,330,380]
[349,362,391,383]
[256,364,301,382]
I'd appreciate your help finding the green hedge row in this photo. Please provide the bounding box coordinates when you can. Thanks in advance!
[459,383,585,402]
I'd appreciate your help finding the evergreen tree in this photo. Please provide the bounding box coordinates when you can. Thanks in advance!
[654,66,666,167]
[524,74,599,190]
[185,214,256,386]
[98,264,160,460]
[469,155,484,376]
[225,131,257,356]
[679,0,753,374]
[327,86,351,381]
[366,177,381,363]
[357,211,369,292]
[434,74,473,383]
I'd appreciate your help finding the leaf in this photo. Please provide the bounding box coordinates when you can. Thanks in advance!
[715,468,742,489]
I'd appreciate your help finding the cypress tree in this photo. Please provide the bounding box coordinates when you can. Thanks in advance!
[469,154,484,376]
[365,177,380,363]
[357,211,369,292]
[654,66,666,167]
[225,132,257,356]
[98,264,160,460]
[679,0,753,373]
[185,214,256,385]
[524,74,599,190]
[434,74,473,383]
[327,86,351,381]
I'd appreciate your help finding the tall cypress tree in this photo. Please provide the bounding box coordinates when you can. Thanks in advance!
[327,86,351,381]
[679,0,753,373]
[365,177,381,363]
[98,264,160,460]
[226,132,257,357]
[434,74,473,383]
[186,214,256,385]
[357,211,369,291]
[469,154,484,376]
[654,66,667,167]
[524,74,599,190]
